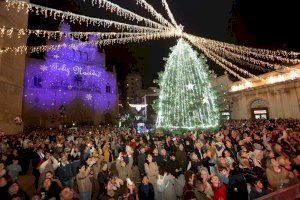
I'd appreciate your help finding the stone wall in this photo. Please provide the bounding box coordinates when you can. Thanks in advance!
[228,79,300,119]
[0,1,28,134]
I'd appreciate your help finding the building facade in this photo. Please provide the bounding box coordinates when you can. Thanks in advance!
[0,1,28,134]
[125,72,142,102]
[227,65,300,119]
[23,24,118,126]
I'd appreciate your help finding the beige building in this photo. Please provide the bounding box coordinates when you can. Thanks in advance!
[227,65,300,120]
[0,1,28,134]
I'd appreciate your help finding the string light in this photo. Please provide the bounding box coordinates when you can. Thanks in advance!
[135,0,175,28]
[0,26,171,41]
[161,0,179,28]
[203,42,279,71]
[5,0,167,32]
[184,34,258,80]
[0,31,177,54]
[204,38,300,65]
[230,68,300,92]
[87,0,168,29]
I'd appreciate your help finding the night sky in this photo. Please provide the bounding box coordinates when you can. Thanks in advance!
[28,0,300,88]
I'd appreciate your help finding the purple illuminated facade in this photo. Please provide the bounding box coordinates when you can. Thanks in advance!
[23,24,118,126]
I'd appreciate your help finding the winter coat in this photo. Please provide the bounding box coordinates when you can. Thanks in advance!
[138,153,146,175]
[144,162,159,185]
[76,167,93,193]
[175,149,188,170]
[138,183,155,200]
[156,174,176,200]
[56,162,74,182]
[116,156,133,181]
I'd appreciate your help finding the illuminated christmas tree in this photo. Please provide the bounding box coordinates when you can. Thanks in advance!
[156,39,220,130]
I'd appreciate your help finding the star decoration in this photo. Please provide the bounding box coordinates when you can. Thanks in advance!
[85,94,93,100]
[202,96,209,104]
[53,54,60,59]
[178,24,184,32]
[186,83,195,90]
[67,85,73,90]
[40,65,48,71]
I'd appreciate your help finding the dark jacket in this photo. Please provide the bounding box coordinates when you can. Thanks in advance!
[56,163,74,182]
[138,153,146,175]
[138,183,155,200]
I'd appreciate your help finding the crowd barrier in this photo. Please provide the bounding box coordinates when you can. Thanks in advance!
[257,183,300,200]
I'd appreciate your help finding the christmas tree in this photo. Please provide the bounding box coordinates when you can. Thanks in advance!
[156,39,220,130]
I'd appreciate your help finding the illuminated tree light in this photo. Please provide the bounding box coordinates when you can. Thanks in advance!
[5,0,168,32]
[156,39,219,130]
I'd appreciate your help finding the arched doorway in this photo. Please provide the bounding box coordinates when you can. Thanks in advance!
[250,99,269,119]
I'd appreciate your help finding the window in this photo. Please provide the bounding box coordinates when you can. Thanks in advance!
[106,84,111,93]
[253,109,268,119]
[33,76,42,87]
[221,112,231,120]
[250,99,269,119]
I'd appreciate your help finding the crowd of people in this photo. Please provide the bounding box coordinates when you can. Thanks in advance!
[0,119,299,200]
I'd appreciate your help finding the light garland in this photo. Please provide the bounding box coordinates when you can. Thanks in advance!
[161,0,179,28]
[204,43,274,72]
[199,45,248,81]
[0,26,168,41]
[184,34,257,80]
[230,69,300,92]
[135,0,175,28]
[201,45,259,79]
[0,31,177,54]
[204,38,300,65]
[5,0,165,33]
[87,0,168,29]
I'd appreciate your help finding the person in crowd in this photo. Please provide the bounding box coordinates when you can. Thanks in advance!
[7,182,29,200]
[6,158,22,181]
[56,153,75,187]
[138,147,146,176]
[176,143,188,172]
[249,179,267,200]
[116,153,133,181]
[60,187,79,200]
[76,159,95,200]
[40,178,61,200]
[98,162,110,198]
[153,148,163,167]
[0,119,299,200]
[138,175,155,200]
[211,175,226,200]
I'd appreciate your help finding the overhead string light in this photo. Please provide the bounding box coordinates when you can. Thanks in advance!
[0,31,177,54]
[203,38,300,65]
[161,0,179,28]
[135,0,175,28]
[5,0,165,32]
[0,26,174,41]
[184,34,251,81]
[85,0,170,30]
[202,41,277,72]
